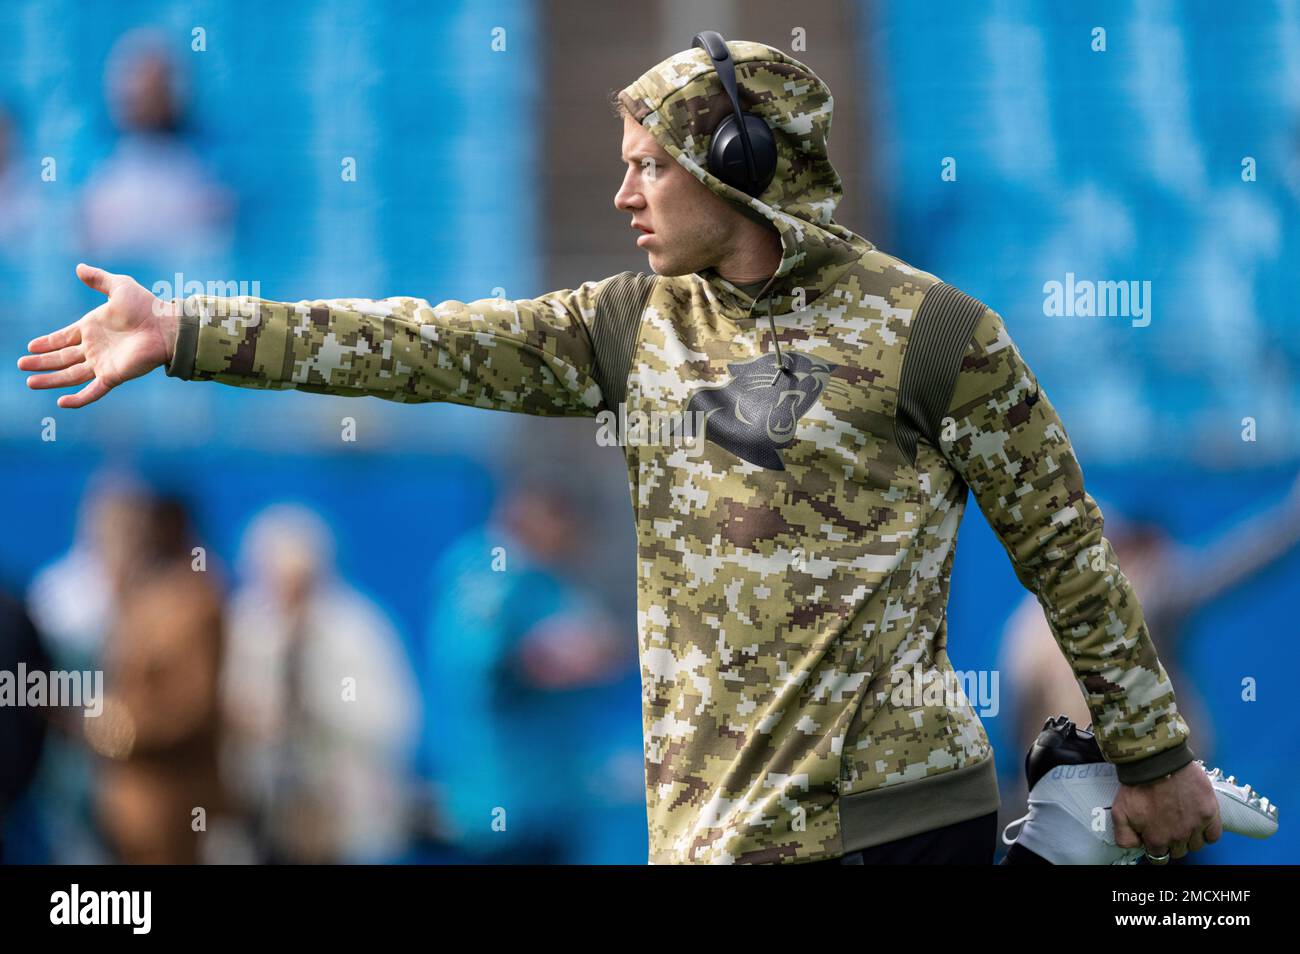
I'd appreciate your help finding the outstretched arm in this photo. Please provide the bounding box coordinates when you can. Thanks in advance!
[19,263,612,416]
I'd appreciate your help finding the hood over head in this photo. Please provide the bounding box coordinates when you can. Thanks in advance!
[618,39,869,317]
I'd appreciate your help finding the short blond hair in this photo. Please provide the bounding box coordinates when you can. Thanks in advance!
[607,88,628,118]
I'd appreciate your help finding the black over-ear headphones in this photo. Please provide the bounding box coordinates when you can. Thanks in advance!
[691,31,777,198]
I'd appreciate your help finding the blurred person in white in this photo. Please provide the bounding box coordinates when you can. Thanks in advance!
[24,471,155,863]
[220,503,420,864]
[27,472,153,666]
[80,27,233,267]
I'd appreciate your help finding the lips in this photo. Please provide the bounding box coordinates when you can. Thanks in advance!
[632,223,654,235]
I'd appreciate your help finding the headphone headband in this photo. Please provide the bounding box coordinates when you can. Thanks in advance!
[691,30,772,195]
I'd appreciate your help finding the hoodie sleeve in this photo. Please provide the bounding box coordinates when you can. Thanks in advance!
[937,304,1195,784]
[164,281,610,417]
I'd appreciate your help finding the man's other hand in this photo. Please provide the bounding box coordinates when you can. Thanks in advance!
[1112,760,1222,863]
[17,263,178,409]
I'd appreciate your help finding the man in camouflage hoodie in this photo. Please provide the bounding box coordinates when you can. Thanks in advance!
[20,38,1219,865]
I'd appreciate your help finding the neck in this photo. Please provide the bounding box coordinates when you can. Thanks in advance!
[714,219,782,285]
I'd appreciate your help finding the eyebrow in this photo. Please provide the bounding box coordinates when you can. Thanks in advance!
[620,151,661,164]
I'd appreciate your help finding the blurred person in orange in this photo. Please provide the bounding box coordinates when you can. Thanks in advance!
[83,492,229,865]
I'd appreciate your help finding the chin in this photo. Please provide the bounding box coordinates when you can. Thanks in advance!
[647,251,702,278]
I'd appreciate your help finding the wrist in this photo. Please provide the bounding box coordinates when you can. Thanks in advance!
[1114,739,1196,786]
[159,298,180,364]
[163,298,201,381]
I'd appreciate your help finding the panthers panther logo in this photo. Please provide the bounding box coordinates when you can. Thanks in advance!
[686,351,838,470]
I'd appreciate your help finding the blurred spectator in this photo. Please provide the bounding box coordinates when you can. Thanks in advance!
[23,472,156,863]
[0,104,37,256]
[27,472,161,663]
[0,588,51,862]
[80,27,233,266]
[220,504,420,864]
[417,476,639,864]
[83,492,229,865]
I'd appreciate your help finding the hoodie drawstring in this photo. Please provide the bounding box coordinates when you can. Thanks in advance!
[762,295,790,385]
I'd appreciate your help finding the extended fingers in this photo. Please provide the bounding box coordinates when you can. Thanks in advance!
[76,262,117,296]
[26,361,94,391]
[56,377,111,409]
[18,344,84,373]
[26,320,82,355]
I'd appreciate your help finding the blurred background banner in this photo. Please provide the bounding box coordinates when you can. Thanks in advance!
[0,0,1296,865]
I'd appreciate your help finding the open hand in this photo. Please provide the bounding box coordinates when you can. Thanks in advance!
[17,263,176,409]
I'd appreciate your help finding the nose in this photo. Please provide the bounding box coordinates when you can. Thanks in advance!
[614,168,644,213]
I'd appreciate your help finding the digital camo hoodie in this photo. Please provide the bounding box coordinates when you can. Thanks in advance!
[166,40,1195,864]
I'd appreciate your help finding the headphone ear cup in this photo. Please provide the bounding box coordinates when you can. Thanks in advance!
[708,112,777,198]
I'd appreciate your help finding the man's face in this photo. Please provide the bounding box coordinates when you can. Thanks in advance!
[614,113,737,276]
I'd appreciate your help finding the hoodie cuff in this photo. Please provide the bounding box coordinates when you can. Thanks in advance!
[165,298,200,381]
[1112,739,1196,786]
